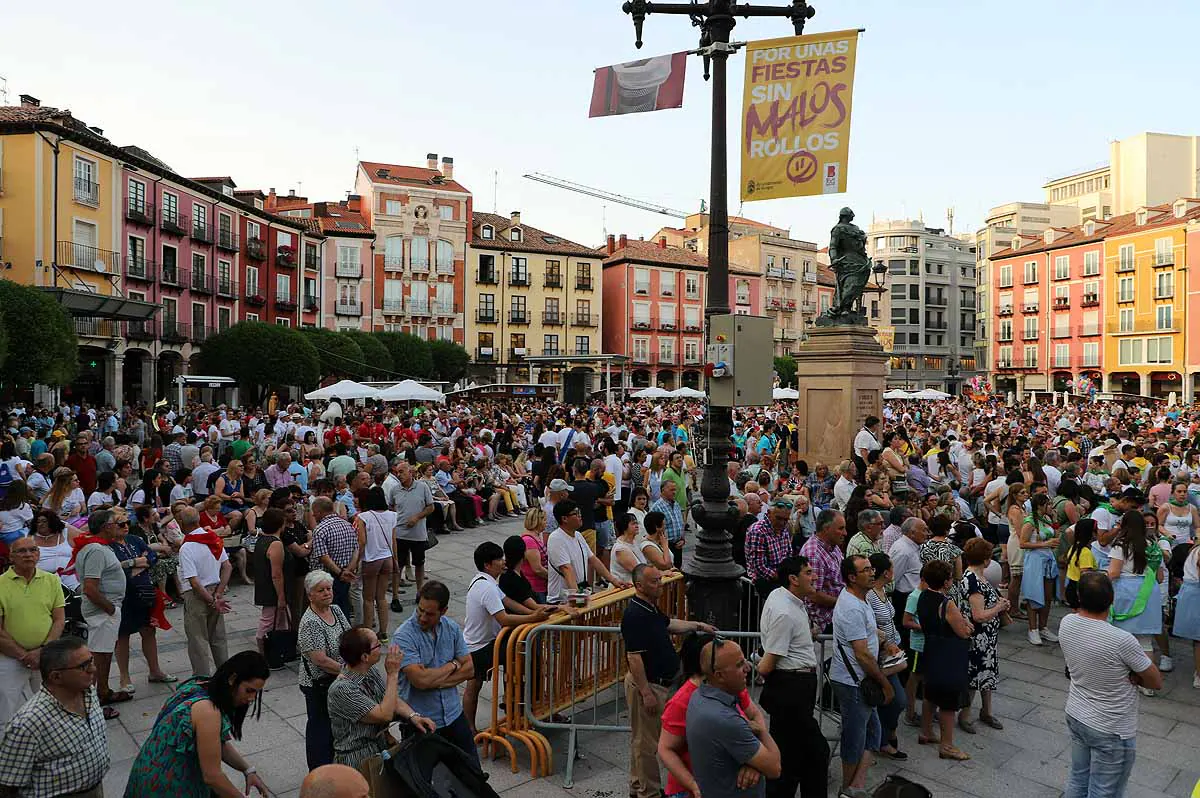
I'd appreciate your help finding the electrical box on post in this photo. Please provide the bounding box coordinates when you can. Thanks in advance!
[706,314,774,407]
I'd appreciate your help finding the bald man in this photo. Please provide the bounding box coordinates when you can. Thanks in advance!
[300,764,369,798]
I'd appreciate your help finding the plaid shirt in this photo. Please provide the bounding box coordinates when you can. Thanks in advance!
[805,473,836,508]
[745,517,792,583]
[310,513,359,571]
[162,442,184,475]
[651,497,685,543]
[798,535,845,633]
[0,687,108,797]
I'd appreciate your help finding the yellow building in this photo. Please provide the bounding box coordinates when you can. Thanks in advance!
[1102,203,1196,396]
[465,212,603,389]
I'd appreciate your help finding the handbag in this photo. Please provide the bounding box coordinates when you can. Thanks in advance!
[836,640,887,707]
[424,527,439,549]
[921,596,971,693]
[264,608,297,670]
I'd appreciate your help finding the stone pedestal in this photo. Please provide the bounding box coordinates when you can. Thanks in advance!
[793,325,888,468]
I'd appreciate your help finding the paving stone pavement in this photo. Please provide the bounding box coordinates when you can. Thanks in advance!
[100,518,1200,797]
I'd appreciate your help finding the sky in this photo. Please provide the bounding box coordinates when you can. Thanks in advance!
[5,0,1200,249]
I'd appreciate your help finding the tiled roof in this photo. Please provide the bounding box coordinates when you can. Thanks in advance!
[315,207,374,238]
[0,105,66,123]
[471,212,596,257]
[990,203,1200,259]
[190,176,237,186]
[730,214,786,233]
[359,161,469,194]
[603,239,710,269]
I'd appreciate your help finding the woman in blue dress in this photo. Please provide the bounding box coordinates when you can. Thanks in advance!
[1019,492,1061,646]
[1171,542,1200,689]
[1106,510,1166,693]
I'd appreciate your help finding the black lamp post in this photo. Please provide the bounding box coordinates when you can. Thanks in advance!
[621,0,816,630]
[946,355,960,396]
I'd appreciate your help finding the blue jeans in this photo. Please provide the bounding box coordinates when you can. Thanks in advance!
[832,681,881,765]
[331,579,352,620]
[438,711,481,766]
[876,673,908,743]
[300,684,334,770]
[1065,715,1136,798]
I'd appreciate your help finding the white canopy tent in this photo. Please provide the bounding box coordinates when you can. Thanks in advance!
[883,389,914,400]
[912,388,952,400]
[772,387,799,400]
[671,387,707,399]
[631,387,672,399]
[304,379,379,401]
[377,380,446,403]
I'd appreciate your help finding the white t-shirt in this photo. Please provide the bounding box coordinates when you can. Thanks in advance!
[604,454,624,502]
[853,429,880,458]
[178,540,230,591]
[538,430,560,450]
[358,510,397,563]
[0,504,33,535]
[1043,465,1062,497]
[985,477,1009,525]
[464,572,506,652]
[546,527,594,604]
[1090,505,1119,533]
[192,462,220,496]
[86,491,117,511]
[1060,613,1152,739]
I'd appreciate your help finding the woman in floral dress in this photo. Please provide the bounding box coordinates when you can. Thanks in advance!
[124,651,272,798]
[957,537,1010,733]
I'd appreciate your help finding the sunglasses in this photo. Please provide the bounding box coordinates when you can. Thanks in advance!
[707,633,729,675]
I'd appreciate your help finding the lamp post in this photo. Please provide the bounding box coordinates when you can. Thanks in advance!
[946,355,960,396]
[621,0,816,629]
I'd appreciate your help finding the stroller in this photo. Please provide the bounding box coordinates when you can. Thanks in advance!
[365,733,500,798]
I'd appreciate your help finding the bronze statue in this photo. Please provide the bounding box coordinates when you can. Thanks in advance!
[816,207,872,326]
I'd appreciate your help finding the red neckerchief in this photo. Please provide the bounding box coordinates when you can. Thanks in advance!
[183,529,225,559]
[66,533,107,570]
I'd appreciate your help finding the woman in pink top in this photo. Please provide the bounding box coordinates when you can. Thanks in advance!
[520,507,550,601]
[1148,466,1174,510]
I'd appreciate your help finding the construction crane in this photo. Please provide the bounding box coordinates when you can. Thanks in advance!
[523,173,690,219]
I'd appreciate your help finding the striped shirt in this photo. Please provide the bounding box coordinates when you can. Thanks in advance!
[1059,613,1152,739]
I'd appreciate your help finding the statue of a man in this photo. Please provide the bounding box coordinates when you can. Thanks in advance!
[817,207,872,326]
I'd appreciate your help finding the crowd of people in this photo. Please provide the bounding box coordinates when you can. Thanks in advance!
[0,391,1193,796]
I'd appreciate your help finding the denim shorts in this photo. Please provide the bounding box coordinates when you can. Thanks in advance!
[832,681,881,765]
[594,520,615,552]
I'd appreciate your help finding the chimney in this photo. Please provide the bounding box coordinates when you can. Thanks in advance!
[18,94,39,108]
[314,202,328,216]
[606,234,616,255]
[441,156,454,180]
[288,189,296,198]
[266,188,277,211]
[427,153,438,170]
[510,211,521,227]
[619,234,628,249]
[347,194,362,212]
[659,236,667,249]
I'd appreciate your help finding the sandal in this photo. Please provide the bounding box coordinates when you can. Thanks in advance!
[120,683,137,695]
[100,690,133,705]
[918,734,940,745]
[939,747,971,761]
[979,714,1005,730]
[102,706,120,720]
[147,674,179,684]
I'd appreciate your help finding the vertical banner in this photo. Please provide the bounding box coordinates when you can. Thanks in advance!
[740,29,860,201]
[589,52,688,118]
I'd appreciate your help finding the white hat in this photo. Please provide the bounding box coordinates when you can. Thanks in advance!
[549,478,574,492]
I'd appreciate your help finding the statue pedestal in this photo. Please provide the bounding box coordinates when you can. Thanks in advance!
[792,325,888,469]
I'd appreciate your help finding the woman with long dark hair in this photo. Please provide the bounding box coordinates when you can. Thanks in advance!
[124,651,272,797]
[1107,509,1168,692]
[1063,518,1097,609]
[1019,492,1060,646]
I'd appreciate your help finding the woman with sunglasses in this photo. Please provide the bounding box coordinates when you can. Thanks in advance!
[106,511,176,697]
[125,651,273,798]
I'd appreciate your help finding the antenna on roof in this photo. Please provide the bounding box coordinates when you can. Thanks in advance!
[0,76,8,106]
[297,181,303,196]
[354,145,359,162]
[946,206,955,235]
[493,170,499,213]
[602,204,608,240]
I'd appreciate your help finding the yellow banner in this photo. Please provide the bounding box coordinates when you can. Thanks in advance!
[740,29,860,201]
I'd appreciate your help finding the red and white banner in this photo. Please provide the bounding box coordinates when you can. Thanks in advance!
[589,52,687,118]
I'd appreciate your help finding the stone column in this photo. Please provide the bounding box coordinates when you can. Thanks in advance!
[107,351,124,408]
[1139,372,1150,397]
[1102,372,1112,393]
[142,356,157,404]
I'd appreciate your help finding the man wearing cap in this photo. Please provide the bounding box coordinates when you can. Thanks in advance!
[546,499,627,604]
[745,500,794,600]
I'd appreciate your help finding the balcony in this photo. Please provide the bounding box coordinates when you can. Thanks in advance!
[571,313,597,328]
[1080,325,1101,337]
[1156,289,1175,300]
[1107,316,1181,335]
[997,332,1013,342]
[801,302,816,314]
[217,278,238,298]
[1074,355,1102,369]
[544,274,562,289]
[766,265,785,279]
[161,264,182,287]
[476,347,496,362]
[509,273,530,287]
[73,317,120,338]
[382,298,404,314]
[683,352,704,365]
[541,348,561,356]
[542,311,563,325]
[1117,293,1135,304]
[925,294,948,306]
[384,256,404,272]
[125,319,157,342]
[1053,297,1070,308]
[508,348,528,361]
[1153,253,1175,268]
[160,210,187,237]
[1021,329,1040,340]
[632,320,652,331]
[435,259,455,275]
[631,352,653,365]
[245,291,266,307]
[161,321,188,344]
[1081,294,1099,307]
[477,269,498,285]
[684,322,703,332]
[125,197,154,226]
[336,301,362,316]
[509,310,530,324]
[657,352,677,365]
[56,241,120,274]
[1022,302,1039,313]
[433,301,456,316]
[276,246,297,268]
[476,309,497,324]
[125,256,155,282]
[658,320,678,331]
[996,358,1038,371]
[407,299,430,316]
[304,296,320,313]
[217,230,239,252]
[335,263,363,279]
[766,297,783,310]
[305,252,320,271]
[575,276,594,290]
[191,221,214,244]
[926,321,949,330]
[246,237,266,261]
[784,299,797,312]
[275,295,297,312]
[1023,273,1039,285]
[410,259,430,274]
[190,270,214,295]
[1116,258,1135,273]
[73,177,99,207]
[189,325,211,345]
[997,305,1013,316]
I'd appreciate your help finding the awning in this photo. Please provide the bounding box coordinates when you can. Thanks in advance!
[40,288,161,321]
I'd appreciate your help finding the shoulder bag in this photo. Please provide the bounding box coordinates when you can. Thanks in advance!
[921,595,971,693]
[836,639,886,706]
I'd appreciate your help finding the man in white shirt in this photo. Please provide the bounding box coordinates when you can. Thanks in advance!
[1060,572,1161,798]
[1042,450,1063,497]
[887,517,928,650]
[191,448,220,501]
[852,416,881,482]
[832,462,856,512]
[546,499,627,604]
[602,439,627,516]
[176,506,232,676]
[461,541,549,736]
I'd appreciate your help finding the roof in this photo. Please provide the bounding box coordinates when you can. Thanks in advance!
[190,176,237,187]
[603,239,711,269]
[730,214,786,233]
[359,161,469,193]
[991,202,1200,259]
[266,200,376,238]
[471,212,596,257]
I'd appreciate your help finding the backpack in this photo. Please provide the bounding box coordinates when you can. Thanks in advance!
[871,774,933,798]
[386,732,500,798]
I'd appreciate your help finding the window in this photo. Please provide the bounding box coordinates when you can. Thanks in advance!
[410,236,428,269]
[510,257,529,285]
[1054,314,1069,337]
[1054,256,1069,279]
[1156,272,1174,299]
[510,333,526,356]
[438,205,453,221]
[1083,342,1099,367]
[1119,338,1142,365]
[246,313,259,321]
[1082,310,1099,336]
[575,336,590,355]
[73,156,98,204]
[684,339,700,364]
[684,306,701,330]
[1083,280,1099,300]
[998,319,1013,341]
[735,279,751,305]
[543,334,559,354]
[162,192,179,223]
[218,260,231,291]
[384,236,403,268]
[1023,345,1038,369]
[246,266,259,296]
[277,318,290,327]
[909,284,919,300]
[128,236,145,269]
[478,332,494,352]
[1119,308,1134,332]
[384,200,402,215]
[685,274,700,298]
[1023,317,1038,339]
[277,231,294,250]
[545,297,560,316]
[192,302,206,333]
[1148,337,1172,364]
[1054,285,1069,303]
[634,268,650,294]
[510,228,522,242]
[1157,305,1173,330]
[276,274,290,301]
[998,346,1013,367]
[161,245,178,282]
[891,308,907,324]
[658,338,674,361]
[1118,277,1134,302]
[1155,237,1174,265]
[659,304,676,328]
[1055,344,1069,368]
[871,300,878,319]
[1023,261,1038,283]
[246,220,260,241]
[218,307,231,332]
[383,279,403,311]
[481,225,494,240]
[908,308,918,324]
[1119,244,1135,271]
[193,203,207,231]
[128,179,146,212]
[766,254,776,268]
[999,264,1012,287]
[659,270,675,296]
[633,338,650,362]
[633,302,651,327]
[891,283,905,300]
[478,294,495,316]
[576,299,591,319]
[306,277,319,305]
[436,282,454,314]
[436,240,454,271]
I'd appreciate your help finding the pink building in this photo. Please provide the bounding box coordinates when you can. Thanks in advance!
[601,234,763,390]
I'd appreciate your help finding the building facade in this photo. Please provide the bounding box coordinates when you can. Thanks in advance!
[354,156,469,342]
[871,219,978,392]
[465,211,601,386]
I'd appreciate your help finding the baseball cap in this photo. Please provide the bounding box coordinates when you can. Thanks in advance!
[1119,487,1145,504]
[549,478,574,492]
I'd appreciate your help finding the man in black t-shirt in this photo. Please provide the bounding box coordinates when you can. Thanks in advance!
[569,457,604,556]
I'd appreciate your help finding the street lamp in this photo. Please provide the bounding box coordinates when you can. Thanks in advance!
[946,355,960,395]
[621,0,816,629]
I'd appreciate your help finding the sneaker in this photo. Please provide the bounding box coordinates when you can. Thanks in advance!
[1027,629,1043,646]
[1040,627,1058,643]
[1139,686,1157,697]
[1159,655,1175,673]
[1192,673,1200,689]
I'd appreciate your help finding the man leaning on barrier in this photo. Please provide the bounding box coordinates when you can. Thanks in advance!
[622,564,715,798]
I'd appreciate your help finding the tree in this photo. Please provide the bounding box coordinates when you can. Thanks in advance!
[193,321,319,404]
[342,330,393,380]
[300,328,365,380]
[0,279,77,388]
[428,339,470,385]
[373,332,433,379]
[773,355,797,388]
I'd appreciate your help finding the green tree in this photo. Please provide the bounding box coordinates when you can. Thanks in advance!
[193,321,319,404]
[428,339,470,385]
[373,332,433,379]
[773,355,797,388]
[300,328,365,380]
[342,330,393,380]
[0,279,77,387]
